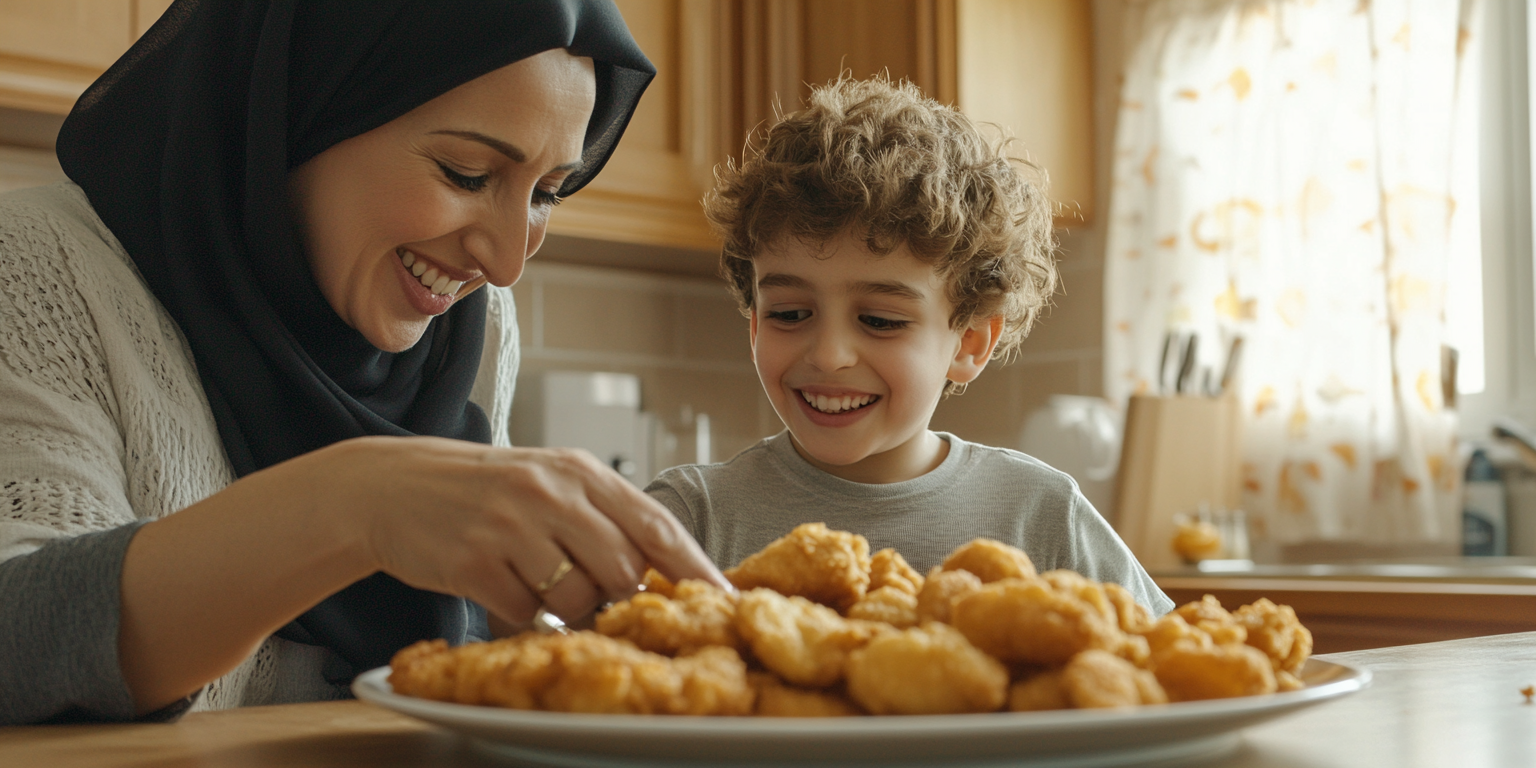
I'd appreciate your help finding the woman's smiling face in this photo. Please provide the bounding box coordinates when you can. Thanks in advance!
[288,49,595,352]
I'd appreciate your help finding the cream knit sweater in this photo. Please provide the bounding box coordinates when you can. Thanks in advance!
[0,183,518,712]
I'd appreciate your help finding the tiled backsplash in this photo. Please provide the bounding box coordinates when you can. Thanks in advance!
[508,260,780,474]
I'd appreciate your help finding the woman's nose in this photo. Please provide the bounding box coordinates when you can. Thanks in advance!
[805,323,858,372]
[462,206,537,288]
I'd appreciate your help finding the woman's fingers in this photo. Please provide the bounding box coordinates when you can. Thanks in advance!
[467,561,545,628]
[574,454,729,590]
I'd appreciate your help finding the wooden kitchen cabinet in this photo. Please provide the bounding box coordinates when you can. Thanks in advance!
[0,0,171,114]
[0,0,1092,252]
[556,0,1094,254]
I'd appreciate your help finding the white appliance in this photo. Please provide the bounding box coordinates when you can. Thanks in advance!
[1018,395,1122,521]
[510,371,652,485]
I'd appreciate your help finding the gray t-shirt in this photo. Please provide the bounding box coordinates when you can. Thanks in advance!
[647,431,1173,616]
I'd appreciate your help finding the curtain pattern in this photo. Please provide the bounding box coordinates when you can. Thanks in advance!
[1104,0,1479,549]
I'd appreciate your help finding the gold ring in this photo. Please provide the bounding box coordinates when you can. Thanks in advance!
[535,557,575,594]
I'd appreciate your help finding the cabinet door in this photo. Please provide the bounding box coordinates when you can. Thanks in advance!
[549,0,733,253]
[956,0,1094,223]
[0,0,132,113]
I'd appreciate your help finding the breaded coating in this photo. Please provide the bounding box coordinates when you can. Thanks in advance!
[1040,570,1118,626]
[1139,613,1208,657]
[1172,521,1223,563]
[389,638,464,702]
[1174,594,1247,645]
[915,566,983,624]
[951,578,1123,664]
[735,588,887,687]
[846,623,1008,715]
[1276,671,1305,692]
[640,567,677,598]
[869,548,924,595]
[1151,639,1277,701]
[1103,583,1155,633]
[846,586,920,628]
[1008,670,1070,712]
[725,523,872,611]
[941,538,1037,583]
[750,673,863,717]
[596,578,740,655]
[1061,649,1167,708]
[390,632,754,715]
[1233,598,1313,674]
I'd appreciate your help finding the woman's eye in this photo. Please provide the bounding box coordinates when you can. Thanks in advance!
[437,162,489,192]
[860,314,910,331]
[533,187,564,207]
[767,309,810,323]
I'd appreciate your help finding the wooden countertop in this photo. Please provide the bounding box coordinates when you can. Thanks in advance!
[3,632,1534,767]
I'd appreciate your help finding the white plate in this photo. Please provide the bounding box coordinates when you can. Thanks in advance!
[353,658,1369,767]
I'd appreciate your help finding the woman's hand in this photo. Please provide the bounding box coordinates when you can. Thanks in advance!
[315,436,726,624]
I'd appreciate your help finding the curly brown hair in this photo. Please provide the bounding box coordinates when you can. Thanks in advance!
[703,75,1059,363]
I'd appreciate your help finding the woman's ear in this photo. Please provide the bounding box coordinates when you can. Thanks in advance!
[948,315,1004,385]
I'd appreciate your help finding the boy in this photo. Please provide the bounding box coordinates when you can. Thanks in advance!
[646,77,1172,615]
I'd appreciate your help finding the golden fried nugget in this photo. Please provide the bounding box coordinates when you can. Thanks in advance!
[847,586,920,628]
[1151,639,1277,702]
[869,548,924,595]
[915,566,983,624]
[1172,521,1223,563]
[735,588,887,688]
[1008,670,1069,712]
[640,567,677,598]
[726,523,872,611]
[1233,598,1313,675]
[1103,583,1155,634]
[1174,595,1246,645]
[390,632,754,715]
[951,578,1123,665]
[389,639,462,701]
[1062,649,1167,708]
[1139,613,1208,656]
[846,623,1008,715]
[749,672,863,717]
[1114,633,1151,667]
[942,538,1037,583]
[1040,570,1118,626]
[596,579,740,655]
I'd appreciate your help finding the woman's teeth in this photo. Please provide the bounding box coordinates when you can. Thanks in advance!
[801,391,876,414]
[399,250,463,296]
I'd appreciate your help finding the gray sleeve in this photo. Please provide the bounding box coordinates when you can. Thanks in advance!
[0,521,197,725]
[1064,493,1175,617]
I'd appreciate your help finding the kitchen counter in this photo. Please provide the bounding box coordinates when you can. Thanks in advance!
[2,633,1533,767]
[1153,563,1536,653]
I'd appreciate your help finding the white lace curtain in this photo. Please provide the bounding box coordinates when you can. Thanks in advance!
[1104,0,1480,550]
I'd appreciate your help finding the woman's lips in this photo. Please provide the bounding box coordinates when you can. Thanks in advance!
[793,388,880,428]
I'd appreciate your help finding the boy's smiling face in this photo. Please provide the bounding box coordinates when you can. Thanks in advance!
[749,231,1002,484]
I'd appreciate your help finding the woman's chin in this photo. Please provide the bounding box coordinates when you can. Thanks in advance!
[363,318,431,353]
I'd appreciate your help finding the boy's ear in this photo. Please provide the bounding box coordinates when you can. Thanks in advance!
[948,315,1004,385]
[748,307,758,362]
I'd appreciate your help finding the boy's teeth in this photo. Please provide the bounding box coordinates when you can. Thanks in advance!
[800,391,874,414]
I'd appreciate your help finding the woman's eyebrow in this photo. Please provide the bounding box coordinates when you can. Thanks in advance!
[429,129,583,172]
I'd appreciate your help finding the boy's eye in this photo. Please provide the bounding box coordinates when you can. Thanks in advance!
[860,314,910,331]
[766,309,810,323]
[437,162,490,192]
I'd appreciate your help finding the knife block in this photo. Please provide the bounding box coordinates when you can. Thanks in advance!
[1112,394,1243,571]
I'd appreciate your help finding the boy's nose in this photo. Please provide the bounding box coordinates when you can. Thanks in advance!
[805,326,858,372]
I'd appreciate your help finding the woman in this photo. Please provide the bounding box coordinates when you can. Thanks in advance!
[0,0,724,725]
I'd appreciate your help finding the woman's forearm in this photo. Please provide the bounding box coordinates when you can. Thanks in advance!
[117,451,375,715]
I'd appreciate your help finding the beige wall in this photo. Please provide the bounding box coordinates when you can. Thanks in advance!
[508,260,780,472]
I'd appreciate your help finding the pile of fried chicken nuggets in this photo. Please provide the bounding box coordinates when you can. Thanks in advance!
[389,523,1313,717]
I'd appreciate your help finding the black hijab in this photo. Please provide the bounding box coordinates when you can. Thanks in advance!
[55,0,653,677]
